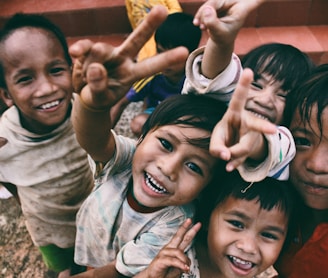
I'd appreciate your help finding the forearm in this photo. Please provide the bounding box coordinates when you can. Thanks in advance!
[72,94,115,163]
[201,38,234,79]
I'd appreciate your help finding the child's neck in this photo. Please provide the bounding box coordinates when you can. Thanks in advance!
[301,207,328,242]
[196,241,225,278]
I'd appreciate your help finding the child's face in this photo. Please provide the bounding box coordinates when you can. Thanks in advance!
[132,124,217,208]
[207,196,288,278]
[290,106,328,210]
[156,44,186,82]
[245,74,287,125]
[1,27,73,133]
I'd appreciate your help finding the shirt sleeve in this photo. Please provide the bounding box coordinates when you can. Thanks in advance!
[182,46,242,104]
[238,126,296,182]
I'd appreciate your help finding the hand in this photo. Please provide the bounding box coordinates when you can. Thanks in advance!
[69,5,189,110]
[135,219,201,278]
[210,68,277,171]
[193,0,264,44]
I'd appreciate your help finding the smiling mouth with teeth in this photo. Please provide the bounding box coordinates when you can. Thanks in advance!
[145,172,168,194]
[228,255,254,270]
[38,100,60,110]
[249,110,269,122]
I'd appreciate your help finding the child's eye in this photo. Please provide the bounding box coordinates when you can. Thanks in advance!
[186,162,203,175]
[16,75,33,85]
[277,91,288,100]
[251,81,263,90]
[159,138,173,152]
[261,232,279,240]
[294,136,311,147]
[50,66,66,75]
[227,220,244,229]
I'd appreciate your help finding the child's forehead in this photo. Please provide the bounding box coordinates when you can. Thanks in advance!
[4,27,58,47]
[291,105,328,139]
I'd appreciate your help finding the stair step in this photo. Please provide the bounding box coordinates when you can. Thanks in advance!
[1,0,328,64]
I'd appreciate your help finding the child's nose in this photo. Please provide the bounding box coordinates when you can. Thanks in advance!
[157,154,180,181]
[235,234,258,255]
[256,88,275,107]
[36,76,57,96]
[306,145,328,175]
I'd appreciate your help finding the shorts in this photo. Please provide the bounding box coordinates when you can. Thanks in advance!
[38,244,85,274]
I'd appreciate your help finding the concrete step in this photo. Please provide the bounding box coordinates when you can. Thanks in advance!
[1,0,328,64]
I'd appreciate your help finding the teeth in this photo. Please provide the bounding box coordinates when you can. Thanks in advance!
[40,100,60,109]
[229,255,253,270]
[251,111,269,121]
[145,173,168,194]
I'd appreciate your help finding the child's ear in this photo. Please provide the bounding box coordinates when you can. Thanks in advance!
[0,88,14,108]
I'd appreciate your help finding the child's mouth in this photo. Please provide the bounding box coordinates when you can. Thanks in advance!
[145,172,168,194]
[38,99,61,110]
[228,255,254,270]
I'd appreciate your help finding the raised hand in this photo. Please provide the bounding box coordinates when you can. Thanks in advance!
[135,219,201,278]
[210,68,277,172]
[69,5,189,110]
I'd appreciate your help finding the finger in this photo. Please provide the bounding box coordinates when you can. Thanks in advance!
[228,68,254,116]
[131,47,189,82]
[178,222,201,251]
[72,58,85,93]
[82,42,116,73]
[225,145,249,172]
[166,219,193,248]
[86,63,108,94]
[210,121,232,161]
[244,111,277,134]
[117,5,169,59]
[69,39,94,59]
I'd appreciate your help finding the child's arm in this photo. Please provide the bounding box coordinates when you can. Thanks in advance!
[70,5,189,163]
[134,219,201,278]
[194,0,266,78]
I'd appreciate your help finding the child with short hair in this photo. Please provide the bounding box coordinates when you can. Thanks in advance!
[0,13,94,277]
[136,170,299,278]
[273,64,328,278]
[111,12,202,136]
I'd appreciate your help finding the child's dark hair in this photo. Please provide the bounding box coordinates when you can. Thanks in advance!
[196,170,300,251]
[154,12,201,54]
[242,43,314,98]
[284,64,328,135]
[141,93,227,150]
[0,13,71,89]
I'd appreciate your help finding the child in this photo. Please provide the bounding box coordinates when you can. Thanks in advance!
[182,0,314,181]
[0,13,95,277]
[111,12,202,136]
[273,64,328,277]
[136,170,299,278]
[125,0,182,61]
[72,92,228,276]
